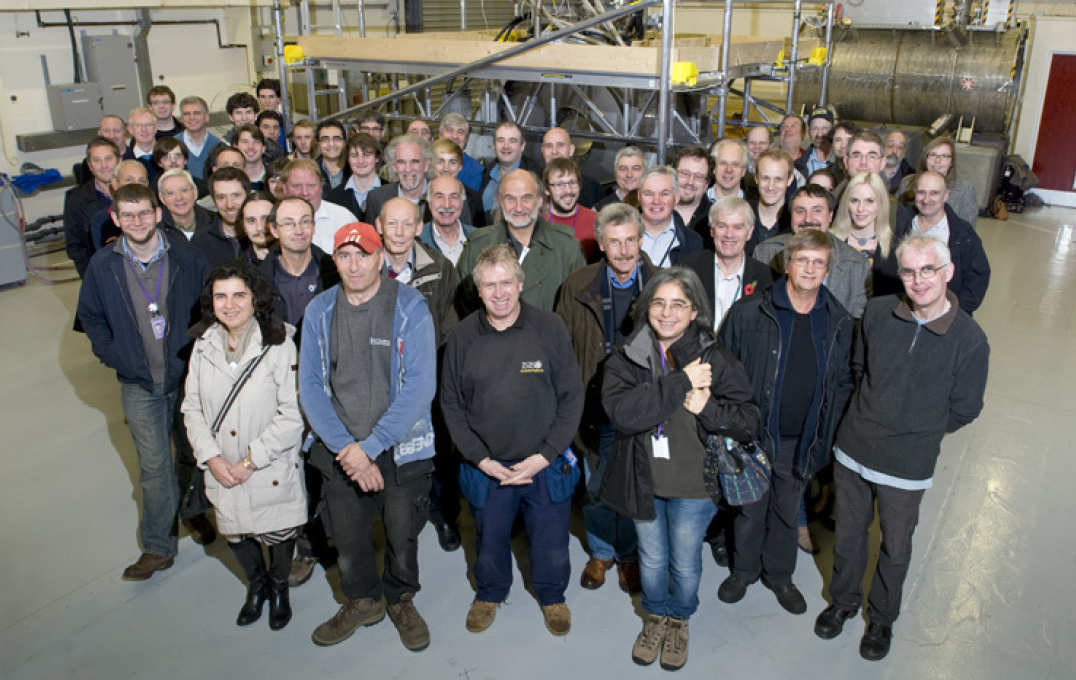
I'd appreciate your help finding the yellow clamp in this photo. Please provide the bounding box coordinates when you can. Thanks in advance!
[671,61,698,86]
[774,49,785,67]
[283,45,304,64]
[808,47,827,66]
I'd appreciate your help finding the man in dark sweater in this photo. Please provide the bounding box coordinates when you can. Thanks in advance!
[717,229,854,616]
[814,234,988,661]
[441,244,584,637]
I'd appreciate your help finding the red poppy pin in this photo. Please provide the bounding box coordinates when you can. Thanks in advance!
[743,281,757,296]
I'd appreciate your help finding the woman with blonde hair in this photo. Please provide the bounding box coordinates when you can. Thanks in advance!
[831,172,901,297]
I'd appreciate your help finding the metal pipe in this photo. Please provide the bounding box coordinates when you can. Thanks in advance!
[549,83,557,128]
[820,0,834,105]
[656,0,674,163]
[273,0,292,138]
[460,0,467,30]
[716,0,734,139]
[359,0,367,37]
[785,0,802,112]
[317,0,663,123]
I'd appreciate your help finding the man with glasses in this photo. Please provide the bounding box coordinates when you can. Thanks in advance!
[77,183,209,581]
[125,107,163,186]
[895,171,990,314]
[717,228,854,617]
[315,120,349,191]
[543,157,598,261]
[815,235,988,660]
[834,131,887,201]
[753,184,871,318]
[673,146,713,240]
[355,112,386,141]
[283,159,359,254]
[458,168,584,312]
[555,203,654,595]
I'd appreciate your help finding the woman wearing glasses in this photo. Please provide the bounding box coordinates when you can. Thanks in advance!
[601,267,759,671]
[898,137,978,227]
[831,172,902,298]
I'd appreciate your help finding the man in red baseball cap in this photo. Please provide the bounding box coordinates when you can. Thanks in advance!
[299,219,439,653]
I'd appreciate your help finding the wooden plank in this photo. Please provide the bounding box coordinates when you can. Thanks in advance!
[297,33,815,75]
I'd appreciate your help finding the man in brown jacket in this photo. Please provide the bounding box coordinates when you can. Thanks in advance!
[555,202,656,594]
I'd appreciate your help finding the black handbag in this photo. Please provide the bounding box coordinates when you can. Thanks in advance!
[702,434,771,506]
[179,344,271,519]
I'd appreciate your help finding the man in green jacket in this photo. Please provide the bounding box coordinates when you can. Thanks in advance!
[457,169,584,313]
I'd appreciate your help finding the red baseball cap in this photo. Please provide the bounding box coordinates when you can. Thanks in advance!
[333,222,382,253]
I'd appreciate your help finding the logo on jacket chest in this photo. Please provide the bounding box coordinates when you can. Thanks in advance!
[521,359,544,373]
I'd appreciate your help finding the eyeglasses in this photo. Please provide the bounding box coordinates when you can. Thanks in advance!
[790,255,828,270]
[548,180,579,189]
[318,135,344,143]
[649,299,692,313]
[926,152,953,161]
[117,209,156,224]
[358,125,381,133]
[898,263,949,281]
[676,169,708,183]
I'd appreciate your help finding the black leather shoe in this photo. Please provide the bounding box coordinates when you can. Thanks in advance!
[860,622,892,661]
[814,604,857,639]
[433,521,461,552]
[709,540,729,567]
[268,586,292,630]
[717,574,750,603]
[762,580,807,614]
[238,582,270,626]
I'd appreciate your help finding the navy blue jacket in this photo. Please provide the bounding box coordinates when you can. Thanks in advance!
[895,203,990,314]
[77,232,209,393]
[718,277,854,480]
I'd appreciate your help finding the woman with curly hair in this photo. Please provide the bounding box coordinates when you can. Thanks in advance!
[182,263,306,630]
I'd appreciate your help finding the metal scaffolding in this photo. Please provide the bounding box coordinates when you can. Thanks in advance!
[277,0,835,162]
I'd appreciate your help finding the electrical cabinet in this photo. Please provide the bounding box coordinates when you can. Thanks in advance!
[46,82,104,132]
[81,34,143,118]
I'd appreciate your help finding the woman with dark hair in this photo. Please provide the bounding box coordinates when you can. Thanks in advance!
[152,136,188,174]
[897,136,978,226]
[327,132,382,219]
[601,267,759,671]
[238,191,277,263]
[182,263,305,631]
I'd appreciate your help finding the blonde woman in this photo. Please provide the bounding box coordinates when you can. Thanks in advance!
[831,172,901,297]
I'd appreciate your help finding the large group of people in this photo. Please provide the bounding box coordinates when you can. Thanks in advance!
[66,84,991,669]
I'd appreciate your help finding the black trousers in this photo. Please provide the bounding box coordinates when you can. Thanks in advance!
[316,442,432,605]
[830,461,925,626]
[731,437,805,586]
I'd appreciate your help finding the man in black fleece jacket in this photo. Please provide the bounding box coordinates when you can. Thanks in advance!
[814,234,989,661]
[440,244,584,637]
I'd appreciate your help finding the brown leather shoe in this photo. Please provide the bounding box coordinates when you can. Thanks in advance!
[580,557,615,589]
[122,553,175,581]
[617,561,642,594]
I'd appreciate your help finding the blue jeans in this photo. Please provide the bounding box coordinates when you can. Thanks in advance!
[471,467,571,606]
[120,383,180,557]
[633,496,716,620]
[582,424,637,562]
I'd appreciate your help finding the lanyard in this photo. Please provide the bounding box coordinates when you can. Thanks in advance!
[124,254,164,314]
[655,233,676,268]
[656,348,668,436]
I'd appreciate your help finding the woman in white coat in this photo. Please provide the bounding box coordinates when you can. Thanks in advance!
[182,263,306,630]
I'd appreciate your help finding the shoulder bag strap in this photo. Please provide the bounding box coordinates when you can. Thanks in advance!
[210,344,272,437]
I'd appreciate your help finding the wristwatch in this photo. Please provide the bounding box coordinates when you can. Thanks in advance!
[242,457,256,471]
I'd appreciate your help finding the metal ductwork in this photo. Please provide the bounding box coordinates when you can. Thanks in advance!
[795,26,1026,134]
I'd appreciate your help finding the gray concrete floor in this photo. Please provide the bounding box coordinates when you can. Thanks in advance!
[2,208,1074,679]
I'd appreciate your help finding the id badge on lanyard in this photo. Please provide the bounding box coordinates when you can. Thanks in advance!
[651,347,671,459]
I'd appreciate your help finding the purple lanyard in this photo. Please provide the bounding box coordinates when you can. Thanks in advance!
[124,255,164,313]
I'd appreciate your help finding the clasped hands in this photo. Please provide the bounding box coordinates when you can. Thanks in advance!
[337,442,384,492]
[478,454,549,486]
[682,356,711,415]
[207,455,254,488]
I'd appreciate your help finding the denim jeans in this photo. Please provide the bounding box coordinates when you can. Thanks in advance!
[633,496,717,619]
[582,424,637,562]
[472,466,571,606]
[120,382,180,557]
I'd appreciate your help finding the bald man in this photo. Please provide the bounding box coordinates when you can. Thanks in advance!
[540,127,602,208]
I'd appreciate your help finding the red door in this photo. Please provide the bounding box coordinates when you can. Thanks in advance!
[1032,54,1076,191]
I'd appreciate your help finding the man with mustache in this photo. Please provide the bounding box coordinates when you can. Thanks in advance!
[752,184,871,318]
[418,175,477,267]
[458,169,584,313]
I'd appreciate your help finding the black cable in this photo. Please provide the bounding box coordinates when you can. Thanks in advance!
[64,9,82,83]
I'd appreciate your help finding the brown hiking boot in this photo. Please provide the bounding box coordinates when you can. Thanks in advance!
[580,557,615,589]
[288,555,318,587]
[465,600,499,633]
[311,597,385,646]
[387,593,430,652]
[541,603,571,636]
[660,617,690,671]
[631,613,668,665]
[121,553,174,581]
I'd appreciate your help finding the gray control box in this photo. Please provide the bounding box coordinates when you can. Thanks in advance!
[46,82,104,132]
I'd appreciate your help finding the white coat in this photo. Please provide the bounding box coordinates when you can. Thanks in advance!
[181,322,307,536]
